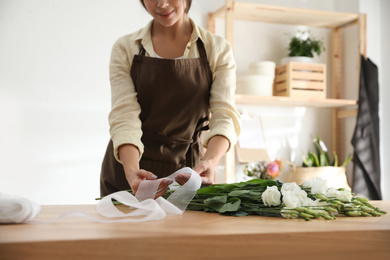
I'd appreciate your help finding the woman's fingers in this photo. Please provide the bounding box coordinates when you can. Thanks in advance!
[154,179,173,199]
[175,173,191,185]
[201,176,213,187]
[127,169,157,195]
[137,169,158,180]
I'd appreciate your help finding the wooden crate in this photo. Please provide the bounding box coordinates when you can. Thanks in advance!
[273,62,326,98]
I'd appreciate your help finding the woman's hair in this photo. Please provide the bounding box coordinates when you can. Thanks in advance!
[139,0,192,13]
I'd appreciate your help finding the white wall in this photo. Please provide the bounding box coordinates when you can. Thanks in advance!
[0,0,151,204]
[358,0,390,200]
[0,0,388,204]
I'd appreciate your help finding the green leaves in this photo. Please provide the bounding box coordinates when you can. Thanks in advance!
[220,198,241,213]
[204,195,227,211]
[288,32,326,58]
[301,135,352,167]
[341,153,352,167]
[184,179,284,217]
[202,195,241,214]
[228,190,250,197]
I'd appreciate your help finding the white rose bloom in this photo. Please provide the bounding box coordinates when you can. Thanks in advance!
[282,190,301,209]
[303,177,328,195]
[293,189,309,203]
[326,187,339,198]
[281,182,301,195]
[302,178,314,189]
[336,190,352,202]
[262,186,281,206]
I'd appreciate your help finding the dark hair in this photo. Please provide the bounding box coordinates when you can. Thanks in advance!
[139,0,192,13]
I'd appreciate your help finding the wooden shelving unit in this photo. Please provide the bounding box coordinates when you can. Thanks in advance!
[235,95,357,109]
[207,0,366,182]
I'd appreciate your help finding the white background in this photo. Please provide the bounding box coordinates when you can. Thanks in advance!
[0,0,389,204]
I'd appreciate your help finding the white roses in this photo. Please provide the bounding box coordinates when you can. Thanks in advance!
[326,187,353,202]
[281,182,318,208]
[302,177,328,195]
[261,186,281,206]
[261,181,318,208]
[261,177,353,210]
[303,177,352,202]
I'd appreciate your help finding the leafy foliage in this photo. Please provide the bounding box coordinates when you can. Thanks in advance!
[178,179,284,217]
[302,135,352,167]
[288,31,326,57]
[159,178,387,220]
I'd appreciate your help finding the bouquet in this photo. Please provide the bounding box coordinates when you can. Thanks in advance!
[172,177,386,221]
[97,177,386,221]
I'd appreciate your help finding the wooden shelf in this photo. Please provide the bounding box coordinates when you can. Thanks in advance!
[209,2,359,28]
[235,94,358,108]
[208,0,365,183]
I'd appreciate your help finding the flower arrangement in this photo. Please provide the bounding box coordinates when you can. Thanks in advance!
[99,177,387,221]
[243,160,283,180]
[182,177,387,221]
[288,30,326,58]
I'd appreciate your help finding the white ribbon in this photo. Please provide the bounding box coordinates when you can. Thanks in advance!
[0,194,41,224]
[0,167,201,224]
[96,167,201,222]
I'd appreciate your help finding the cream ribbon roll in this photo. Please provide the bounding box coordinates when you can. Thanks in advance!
[0,194,41,223]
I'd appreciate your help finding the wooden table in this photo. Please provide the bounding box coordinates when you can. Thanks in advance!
[1,201,389,259]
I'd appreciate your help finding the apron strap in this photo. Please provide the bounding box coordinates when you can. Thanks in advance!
[138,39,207,59]
[196,39,208,60]
[138,45,146,56]
[185,115,210,168]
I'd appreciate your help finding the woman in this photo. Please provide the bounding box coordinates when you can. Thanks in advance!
[100,0,241,198]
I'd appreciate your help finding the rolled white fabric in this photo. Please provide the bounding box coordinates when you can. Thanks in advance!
[0,194,41,223]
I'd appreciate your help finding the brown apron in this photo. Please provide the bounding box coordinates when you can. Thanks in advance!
[100,39,212,196]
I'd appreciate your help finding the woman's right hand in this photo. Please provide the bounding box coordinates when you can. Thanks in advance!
[119,144,173,198]
[126,169,173,198]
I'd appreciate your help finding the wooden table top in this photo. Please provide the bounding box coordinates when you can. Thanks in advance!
[1,201,389,259]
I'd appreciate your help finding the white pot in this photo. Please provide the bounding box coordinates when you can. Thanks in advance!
[286,165,351,190]
[280,56,315,65]
[236,75,273,96]
[249,61,276,80]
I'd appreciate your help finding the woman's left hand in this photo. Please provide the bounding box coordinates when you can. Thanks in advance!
[194,159,214,186]
[175,135,229,186]
[174,159,215,186]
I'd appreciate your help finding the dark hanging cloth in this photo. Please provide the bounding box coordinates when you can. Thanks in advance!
[351,55,382,200]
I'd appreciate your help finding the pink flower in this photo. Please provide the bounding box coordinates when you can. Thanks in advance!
[266,161,281,178]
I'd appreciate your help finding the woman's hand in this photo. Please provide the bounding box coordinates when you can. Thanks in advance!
[119,144,172,199]
[175,159,214,186]
[194,159,215,186]
[175,135,230,187]
[126,169,173,199]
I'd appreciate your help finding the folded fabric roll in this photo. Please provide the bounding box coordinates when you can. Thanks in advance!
[0,193,41,223]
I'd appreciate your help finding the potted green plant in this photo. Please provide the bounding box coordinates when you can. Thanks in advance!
[286,136,352,190]
[281,30,326,65]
